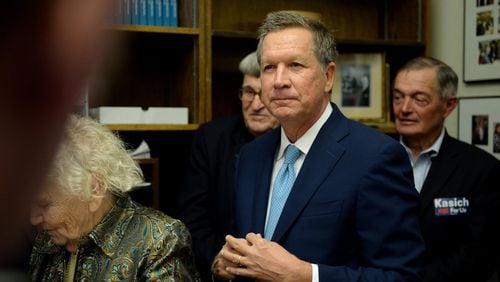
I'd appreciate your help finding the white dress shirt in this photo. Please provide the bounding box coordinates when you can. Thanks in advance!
[265,103,332,282]
[400,128,445,193]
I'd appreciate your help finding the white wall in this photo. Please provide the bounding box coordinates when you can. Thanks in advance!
[429,0,500,138]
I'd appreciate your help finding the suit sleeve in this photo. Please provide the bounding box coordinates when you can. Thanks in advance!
[423,159,500,282]
[176,125,224,279]
[318,142,425,282]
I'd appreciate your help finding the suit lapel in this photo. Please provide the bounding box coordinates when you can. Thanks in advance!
[229,117,254,230]
[420,134,461,213]
[272,106,348,242]
[250,129,280,235]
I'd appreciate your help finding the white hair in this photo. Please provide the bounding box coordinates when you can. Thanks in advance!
[51,115,143,200]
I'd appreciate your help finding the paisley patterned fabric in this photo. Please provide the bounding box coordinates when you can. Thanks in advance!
[30,196,200,281]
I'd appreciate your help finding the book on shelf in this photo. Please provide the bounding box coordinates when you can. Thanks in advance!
[113,0,182,27]
[147,0,155,26]
[131,0,139,25]
[154,0,163,26]
[170,0,178,27]
[162,0,171,26]
[123,0,131,24]
[139,0,147,25]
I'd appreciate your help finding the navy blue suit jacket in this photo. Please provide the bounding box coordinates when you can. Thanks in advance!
[234,105,424,281]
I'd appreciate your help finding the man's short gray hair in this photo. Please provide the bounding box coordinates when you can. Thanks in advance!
[397,57,458,99]
[239,51,260,78]
[256,10,338,71]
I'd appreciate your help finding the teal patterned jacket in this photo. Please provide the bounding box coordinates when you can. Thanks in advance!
[30,196,200,281]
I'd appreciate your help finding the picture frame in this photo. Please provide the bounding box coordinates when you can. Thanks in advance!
[463,0,500,82]
[331,52,389,123]
[458,96,500,159]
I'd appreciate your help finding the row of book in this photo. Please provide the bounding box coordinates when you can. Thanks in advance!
[112,0,178,27]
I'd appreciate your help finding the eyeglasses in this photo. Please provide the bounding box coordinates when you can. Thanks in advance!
[239,86,261,101]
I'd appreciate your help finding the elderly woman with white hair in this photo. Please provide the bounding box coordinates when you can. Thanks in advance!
[29,115,199,281]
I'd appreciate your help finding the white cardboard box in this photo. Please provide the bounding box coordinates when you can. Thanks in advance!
[90,107,188,124]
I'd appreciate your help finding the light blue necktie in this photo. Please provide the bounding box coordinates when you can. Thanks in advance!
[264,144,302,239]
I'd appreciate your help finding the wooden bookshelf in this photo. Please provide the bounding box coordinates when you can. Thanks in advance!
[91,0,205,213]
[90,0,208,126]
[208,0,428,124]
[107,25,200,35]
[93,0,427,128]
[106,124,199,131]
[93,0,427,212]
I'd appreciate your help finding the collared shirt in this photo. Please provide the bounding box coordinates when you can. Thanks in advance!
[265,103,332,282]
[266,103,333,223]
[400,128,445,193]
[30,195,200,281]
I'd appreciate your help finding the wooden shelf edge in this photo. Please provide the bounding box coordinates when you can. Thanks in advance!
[336,39,426,48]
[212,30,257,39]
[105,124,199,131]
[107,24,200,35]
[211,30,424,48]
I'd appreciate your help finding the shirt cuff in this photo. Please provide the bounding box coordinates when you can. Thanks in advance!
[312,263,319,282]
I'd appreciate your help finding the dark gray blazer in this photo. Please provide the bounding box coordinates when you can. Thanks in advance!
[419,133,500,282]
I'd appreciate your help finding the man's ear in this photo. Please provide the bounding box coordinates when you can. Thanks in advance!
[443,96,458,118]
[324,62,336,93]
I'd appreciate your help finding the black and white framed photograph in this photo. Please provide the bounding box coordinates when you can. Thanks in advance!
[493,122,500,153]
[458,96,500,159]
[331,53,388,123]
[464,1,500,81]
[476,0,495,7]
[471,115,489,145]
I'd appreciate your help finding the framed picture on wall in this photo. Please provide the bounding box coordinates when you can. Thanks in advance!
[458,96,500,159]
[463,0,500,81]
[331,53,389,123]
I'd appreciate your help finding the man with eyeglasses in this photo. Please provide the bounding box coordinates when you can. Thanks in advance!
[176,51,278,281]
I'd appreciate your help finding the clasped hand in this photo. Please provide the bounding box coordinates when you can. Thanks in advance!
[211,233,311,281]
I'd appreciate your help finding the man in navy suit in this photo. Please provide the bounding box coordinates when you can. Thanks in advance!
[393,57,500,282]
[211,11,424,281]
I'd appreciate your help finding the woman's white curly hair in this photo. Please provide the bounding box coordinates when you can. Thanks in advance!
[51,115,144,200]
